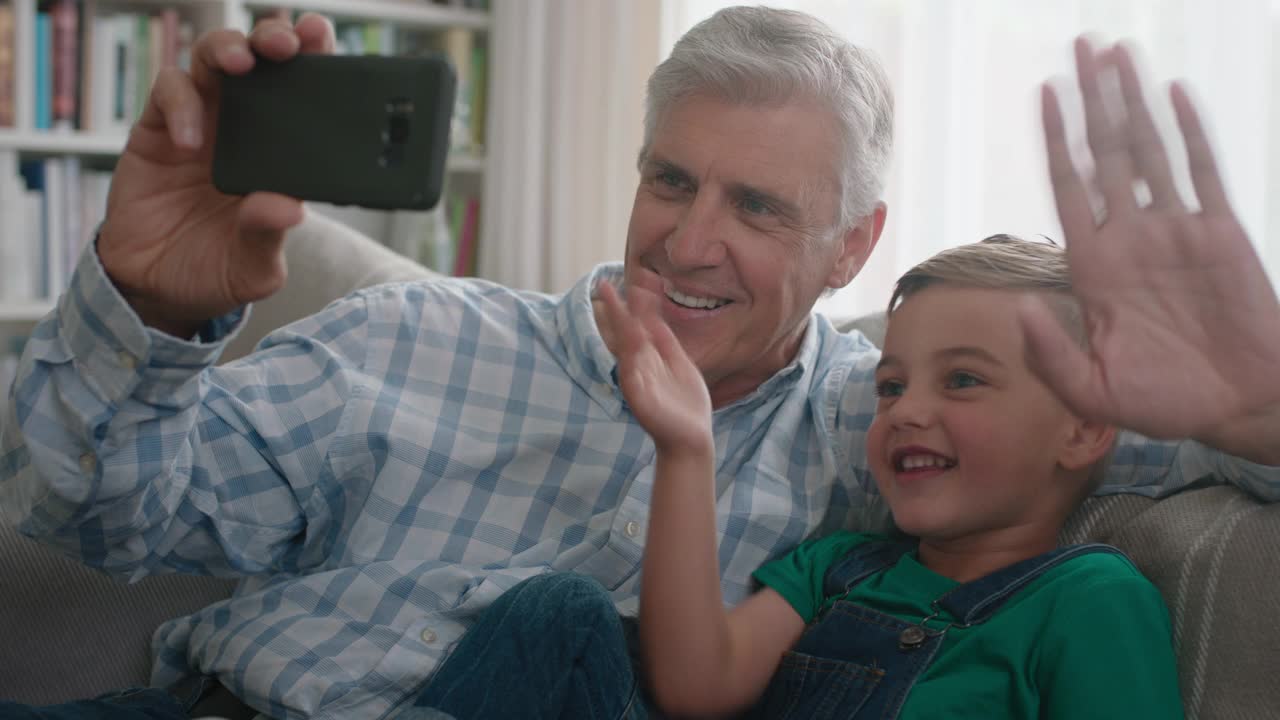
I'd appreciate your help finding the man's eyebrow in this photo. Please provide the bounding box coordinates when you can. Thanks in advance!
[643,155,693,182]
[875,346,1005,371]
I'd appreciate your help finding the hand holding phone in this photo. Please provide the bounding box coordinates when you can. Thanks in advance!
[96,14,335,339]
[213,53,457,211]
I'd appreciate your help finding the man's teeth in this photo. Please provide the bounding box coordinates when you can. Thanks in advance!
[665,288,730,310]
[900,454,953,471]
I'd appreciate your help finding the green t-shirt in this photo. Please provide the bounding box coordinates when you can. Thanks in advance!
[753,532,1184,719]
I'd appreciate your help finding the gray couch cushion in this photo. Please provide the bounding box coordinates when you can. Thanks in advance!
[1061,488,1280,720]
[0,523,236,703]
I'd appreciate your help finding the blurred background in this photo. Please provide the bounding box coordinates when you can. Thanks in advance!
[0,0,1276,337]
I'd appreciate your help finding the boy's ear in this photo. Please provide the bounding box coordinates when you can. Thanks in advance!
[1058,419,1116,472]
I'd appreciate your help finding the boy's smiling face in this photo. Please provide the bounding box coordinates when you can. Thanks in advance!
[866,285,1095,542]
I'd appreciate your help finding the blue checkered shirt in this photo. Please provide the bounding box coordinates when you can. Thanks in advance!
[3,247,1278,719]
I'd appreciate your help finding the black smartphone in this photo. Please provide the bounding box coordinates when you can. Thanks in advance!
[212,53,456,211]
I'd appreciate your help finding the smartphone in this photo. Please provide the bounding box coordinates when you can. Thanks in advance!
[212,53,456,211]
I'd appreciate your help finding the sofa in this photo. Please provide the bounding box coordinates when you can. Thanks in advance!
[1,209,1276,717]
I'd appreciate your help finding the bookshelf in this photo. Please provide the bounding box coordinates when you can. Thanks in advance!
[0,0,492,387]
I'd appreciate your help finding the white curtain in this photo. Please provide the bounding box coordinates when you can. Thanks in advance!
[662,0,1280,317]
[480,0,663,293]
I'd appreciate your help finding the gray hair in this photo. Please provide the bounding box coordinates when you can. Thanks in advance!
[641,6,894,230]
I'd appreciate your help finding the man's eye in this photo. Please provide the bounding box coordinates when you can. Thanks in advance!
[656,171,688,190]
[875,379,904,398]
[739,197,773,216]
[946,372,984,390]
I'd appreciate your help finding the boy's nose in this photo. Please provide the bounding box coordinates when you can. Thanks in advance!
[886,390,934,429]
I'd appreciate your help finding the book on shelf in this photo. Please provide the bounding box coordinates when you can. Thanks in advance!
[8,2,192,134]
[386,190,481,277]
[0,148,109,303]
[431,0,489,9]
[0,1,14,128]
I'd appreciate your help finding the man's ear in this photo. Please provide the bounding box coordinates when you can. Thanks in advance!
[1058,419,1116,471]
[826,202,887,290]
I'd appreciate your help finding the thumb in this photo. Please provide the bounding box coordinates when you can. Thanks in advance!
[233,192,303,302]
[1018,295,1103,420]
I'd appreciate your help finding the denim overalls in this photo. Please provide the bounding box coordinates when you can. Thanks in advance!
[744,540,1123,720]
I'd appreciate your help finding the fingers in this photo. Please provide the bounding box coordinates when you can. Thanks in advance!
[1110,44,1182,210]
[596,281,649,356]
[1170,82,1232,216]
[295,13,337,54]
[1075,37,1138,216]
[646,314,692,370]
[190,29,255,96]
[1042,84,1097,245]
[1017,296,1104,420]
[248,17,302,61]
[139,67,205,149]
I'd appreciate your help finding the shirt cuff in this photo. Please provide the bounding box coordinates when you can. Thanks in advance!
[56,241,250,406]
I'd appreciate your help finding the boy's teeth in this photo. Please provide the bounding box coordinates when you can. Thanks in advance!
[666,288,729,310]
[900,454,952,470]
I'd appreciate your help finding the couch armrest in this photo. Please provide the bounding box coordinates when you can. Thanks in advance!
[0,522,236,703]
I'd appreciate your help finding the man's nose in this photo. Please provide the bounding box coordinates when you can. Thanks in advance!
[666,194,728,268]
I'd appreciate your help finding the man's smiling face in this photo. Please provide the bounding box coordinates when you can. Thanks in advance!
[622,93,880,407]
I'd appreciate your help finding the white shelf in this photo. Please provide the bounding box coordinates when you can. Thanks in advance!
[447,151,484,173]
[241,0,489,30]
[0,302,55,323]
[0,130,131,156]
[0,130,487,172]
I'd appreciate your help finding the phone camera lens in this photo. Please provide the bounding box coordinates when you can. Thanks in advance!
[388,116,411,144]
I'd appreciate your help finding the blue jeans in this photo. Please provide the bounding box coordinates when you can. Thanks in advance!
[0,682,204,720]
[410,573,646,720]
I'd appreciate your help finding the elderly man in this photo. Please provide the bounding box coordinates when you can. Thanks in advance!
[3,6,1279,720]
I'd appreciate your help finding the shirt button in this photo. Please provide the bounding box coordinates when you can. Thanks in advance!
[117,351,137,370]
[624,520,640,538]
[78,452,95,473]
[421,628,437,644]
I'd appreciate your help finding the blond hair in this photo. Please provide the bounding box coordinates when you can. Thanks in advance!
[889,234,1084,345]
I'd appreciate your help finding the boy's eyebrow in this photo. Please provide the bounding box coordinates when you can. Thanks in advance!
[936,346,1005,367]
[875,346,1005,371]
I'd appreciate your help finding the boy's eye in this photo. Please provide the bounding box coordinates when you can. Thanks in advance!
[875,379,904,398]
[945,371,984,390]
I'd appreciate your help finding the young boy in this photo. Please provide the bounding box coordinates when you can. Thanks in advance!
[411,235,1183,720]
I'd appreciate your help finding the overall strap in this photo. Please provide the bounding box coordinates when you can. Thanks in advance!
[822,538,918,598]
[935,543,1126,625]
